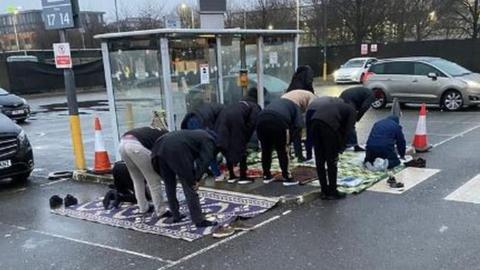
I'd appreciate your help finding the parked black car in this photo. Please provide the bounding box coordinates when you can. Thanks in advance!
[0,113,33,182]
[0,88,31,123]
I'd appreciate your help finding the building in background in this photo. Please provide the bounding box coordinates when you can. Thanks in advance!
[0,10,106,51]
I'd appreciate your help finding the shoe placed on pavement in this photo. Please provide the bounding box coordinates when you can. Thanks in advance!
[49,195,63,209]
[389,181,405,189]
[215,173,226,182]
[213,226,235,238]
[227,177,238,184]
[196,220,218,228]
[238,177,255,185]
[64,194,78,207]
[231,220,254,231]
[283,178,299,187]
[387,176,397,185]
[354,145,366,152]
[102,190,116,210]
[263,174,275,184]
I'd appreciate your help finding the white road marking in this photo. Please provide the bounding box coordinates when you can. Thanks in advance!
[433,124,480,148]
[39,178,70,187]
[445,174,480,204]
[0,188,27,195]
[4,223,173,264]
[158,213,288,270]
[369,168,440,194]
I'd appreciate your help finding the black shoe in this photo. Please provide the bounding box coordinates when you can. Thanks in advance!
[102,190,116,210]
[263,174,275,184]
[49,195,63,209]
[387,176,397,184]
[354,145,366,152]
[389,181,405,189]
[282,178,299,187]
[238,177,255,185]
[331,191,347,199]
[196,220,218,228]
[165,214,187,224]
[320,192,330,200]
[158,210,173,218]
[64,194,78,207]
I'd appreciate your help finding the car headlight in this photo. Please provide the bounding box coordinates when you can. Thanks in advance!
[333,70,339,78]
[18,130,26,142]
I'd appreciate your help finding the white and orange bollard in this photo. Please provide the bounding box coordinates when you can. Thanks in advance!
[412,103,432,152]
[93,116,111,174]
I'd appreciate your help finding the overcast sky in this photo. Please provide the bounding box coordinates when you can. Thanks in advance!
[0,0,211,21]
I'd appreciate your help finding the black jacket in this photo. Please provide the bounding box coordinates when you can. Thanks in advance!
[258,98,304,131]
[123,127,168,150]
[215,100,261,163]
[311,102,357,147]
[151,130,216,182]
[339,87,375,121]
[286,65,314,93]
[180,103,224,130]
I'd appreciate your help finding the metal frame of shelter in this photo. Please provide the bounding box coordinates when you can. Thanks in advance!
[95,28,302,158]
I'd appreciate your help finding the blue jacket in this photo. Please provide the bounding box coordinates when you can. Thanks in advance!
[366,115,406,157]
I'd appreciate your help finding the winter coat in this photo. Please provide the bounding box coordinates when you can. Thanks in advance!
[366,115,406,158]
[151,130,216,183]
[257,98,304,132]
[286,65,314,93]
[215,100,261,163]
[306,96,344,125]
[281,90,317,113]
[180,103,224,130]
[339,87,375,121]
[310,101,357,148]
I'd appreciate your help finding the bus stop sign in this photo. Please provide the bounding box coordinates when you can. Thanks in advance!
[41,0,78,30]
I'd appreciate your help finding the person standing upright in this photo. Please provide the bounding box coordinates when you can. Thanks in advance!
[310,101,357,200]
[339,86,375,151]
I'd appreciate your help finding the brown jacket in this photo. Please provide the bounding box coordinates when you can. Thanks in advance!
[281,90,317,112]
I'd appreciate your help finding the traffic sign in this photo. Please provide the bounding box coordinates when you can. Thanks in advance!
[361,44,369,55]
[41,0,78,30]
[200,64,210,84]
[371,44,378,53]
[53,43,72,69]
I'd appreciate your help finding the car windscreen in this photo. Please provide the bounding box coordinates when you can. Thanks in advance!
[344,60,365,68]
[0,88,8,95]
[430,59,472,77]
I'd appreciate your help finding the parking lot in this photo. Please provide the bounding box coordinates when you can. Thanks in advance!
[2,84,480,269]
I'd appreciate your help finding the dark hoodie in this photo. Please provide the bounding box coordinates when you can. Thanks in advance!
[366,115,406,157]
[286,65,314,93]
[180,103,224,130]
[339,87,375,121]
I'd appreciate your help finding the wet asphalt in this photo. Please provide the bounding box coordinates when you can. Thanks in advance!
[1,84,480,270]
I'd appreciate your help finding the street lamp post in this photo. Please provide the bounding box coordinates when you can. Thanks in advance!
[12,10,20,51]
[323,0,328,81]
[296,0,300,30]
[181,3,195,29]
[114,0,120,32]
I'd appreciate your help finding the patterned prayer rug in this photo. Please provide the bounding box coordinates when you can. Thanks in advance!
[52,187,279,242]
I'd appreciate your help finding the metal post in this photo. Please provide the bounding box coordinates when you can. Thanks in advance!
[294,34,299,70]
[101,42,120,161]
[59,29,86,170]
[240,37,247,96]
[296,0,300,30]
[243,11,247,29]
[191,9,195,29]
[114,0,120,32]
[12,14,20,51]
[257,36,264,108]
[323,0,328,81]
[216,36,224,104]
[160,38,174,130]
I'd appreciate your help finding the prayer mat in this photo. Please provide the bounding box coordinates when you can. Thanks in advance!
[52,187,279,242]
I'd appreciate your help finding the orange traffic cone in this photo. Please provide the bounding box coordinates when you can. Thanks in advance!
[412,104,432,152]
[93,116,111,173]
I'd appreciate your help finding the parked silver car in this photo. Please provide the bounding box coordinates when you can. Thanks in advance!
[364,57,480,111]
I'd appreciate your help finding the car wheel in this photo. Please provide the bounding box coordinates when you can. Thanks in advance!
[371,88,387,109]
[16,118,27,124]
[441,90,463,111]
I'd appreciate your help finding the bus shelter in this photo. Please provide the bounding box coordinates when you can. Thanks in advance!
[95,29,301,154]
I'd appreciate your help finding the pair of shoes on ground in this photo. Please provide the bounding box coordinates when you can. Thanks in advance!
[404,158,426,168]
[320,191,347,200]
[49,194,78,209]
[213,219,254,238]
[227,176,256,185]
[263,174,299,186]
[164,214,218,228]
[387,176,405,189]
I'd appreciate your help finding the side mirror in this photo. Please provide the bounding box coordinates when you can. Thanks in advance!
[427,72,438,80]
[366,64,372,68]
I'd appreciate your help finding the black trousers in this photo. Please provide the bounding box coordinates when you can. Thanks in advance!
[257,118,290,179]
[311,120,340,195]
[227,154,248,178]
[155,158,203,224]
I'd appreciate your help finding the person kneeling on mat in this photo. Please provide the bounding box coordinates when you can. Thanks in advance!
[364,115,406,188]
[215,88,262,185]
[151,130,218,228]
[310,100,357,200]
[117,127,170,217]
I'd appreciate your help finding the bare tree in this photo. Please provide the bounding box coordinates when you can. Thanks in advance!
[453,0,480,39]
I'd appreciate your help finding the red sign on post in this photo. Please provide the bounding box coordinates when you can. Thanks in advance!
[53,43,72,68]
[361,44,369,55]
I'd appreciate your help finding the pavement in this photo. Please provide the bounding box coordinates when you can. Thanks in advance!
[2,82,480,269]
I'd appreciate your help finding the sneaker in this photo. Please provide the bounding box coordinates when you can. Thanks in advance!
[195,220,218,228]
[354,145,366,152]
[215,173,226,182]
[238,177,255,185]
[213,226,235,238]
[283,178,299,187]
[263,174,275,184]
[389,181,405,189]
[227,177,238,184]
[387,176,397,185]
[231,220,254,231]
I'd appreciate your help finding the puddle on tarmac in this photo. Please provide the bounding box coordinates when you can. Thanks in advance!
[38,100,109,114]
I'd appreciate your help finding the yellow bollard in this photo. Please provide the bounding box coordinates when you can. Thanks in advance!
[69,115,86,170]
[126,103,134,130]
[323,62,328,81]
